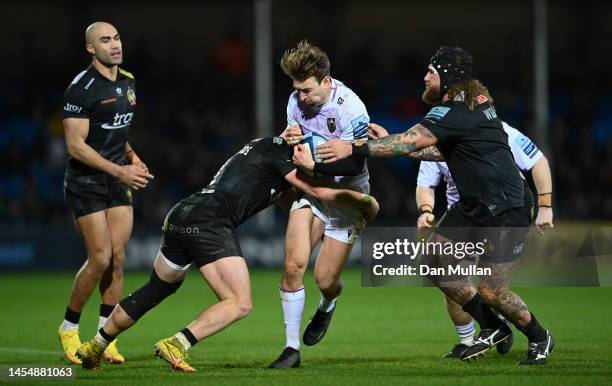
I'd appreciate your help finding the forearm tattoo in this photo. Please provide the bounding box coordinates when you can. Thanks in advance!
[367,125,435,158]
[409,146,444,161]
[367,131,417,157]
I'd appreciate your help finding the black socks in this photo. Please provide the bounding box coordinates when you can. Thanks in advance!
[462,293,503,330]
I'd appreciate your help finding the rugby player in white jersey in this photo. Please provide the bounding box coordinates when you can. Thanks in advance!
[369,121,554,358]
[269,40,371,368]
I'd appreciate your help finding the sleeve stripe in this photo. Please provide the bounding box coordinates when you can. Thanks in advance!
[119,68,134,79]
[528,149,541,159]
[354,122,368,137]
[69,70,87,85]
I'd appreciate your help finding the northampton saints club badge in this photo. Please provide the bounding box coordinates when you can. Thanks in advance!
[127,87,136,106]
[327,117,336,133]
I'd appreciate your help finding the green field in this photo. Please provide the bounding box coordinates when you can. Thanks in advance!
[1,269,611,385]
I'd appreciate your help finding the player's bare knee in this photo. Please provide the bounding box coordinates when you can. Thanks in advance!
[88,249,112,273]
[112,246,126,261]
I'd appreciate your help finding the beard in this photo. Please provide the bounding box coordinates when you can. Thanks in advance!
[422,86,442,105]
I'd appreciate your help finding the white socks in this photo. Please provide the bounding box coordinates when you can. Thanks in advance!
[456,320,476,346]
[61,320,79,331]
[98,316,108,331]
[280,286,305,351]
[174,332,192,352]
[93,331,111,350]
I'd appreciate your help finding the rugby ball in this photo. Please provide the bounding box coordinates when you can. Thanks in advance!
[300,132,327,164]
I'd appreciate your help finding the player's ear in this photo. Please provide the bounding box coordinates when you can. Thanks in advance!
[321,76,331,86]
[86,43,95,56]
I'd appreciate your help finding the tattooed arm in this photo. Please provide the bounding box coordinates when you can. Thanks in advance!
[367,124,439,157]
[407,145,444,161]
[315,123,439,162]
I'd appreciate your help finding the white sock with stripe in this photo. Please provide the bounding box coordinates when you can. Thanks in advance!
[456,320,476,346]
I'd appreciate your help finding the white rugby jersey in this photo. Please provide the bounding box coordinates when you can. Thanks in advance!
[287,78,369,191]
[417,121,543,207]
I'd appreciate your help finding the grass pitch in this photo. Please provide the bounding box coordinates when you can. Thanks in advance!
[1,269,611,385]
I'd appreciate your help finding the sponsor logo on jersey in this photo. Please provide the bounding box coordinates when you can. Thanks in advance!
[351,114,369,139]
[515,134,540,158]
[425,106,451,121]
[167,223,200,234]
[116,87,123,96]
[337,97,344,105]
[327,117,337,133]
[476,94,488,104]
[64,103,82,113]
[127,87,136,105]
[101,112,134,129]
[483,106,497,120]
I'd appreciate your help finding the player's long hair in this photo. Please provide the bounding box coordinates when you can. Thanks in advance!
[280,40,330,83]
[447,79,494,111]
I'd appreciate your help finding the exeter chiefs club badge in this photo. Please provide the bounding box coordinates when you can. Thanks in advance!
[327,117,336,133]
[127,87,136,106]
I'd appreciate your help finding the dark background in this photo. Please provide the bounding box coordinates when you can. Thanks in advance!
[1,0,610,233]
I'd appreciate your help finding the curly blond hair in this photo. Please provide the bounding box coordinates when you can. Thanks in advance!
[448,79,494,111]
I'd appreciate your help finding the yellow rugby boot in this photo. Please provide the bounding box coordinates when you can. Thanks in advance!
[75,339,104,370]
[58,327,82,365]
[154,337,196,372]
[103,339,125,364]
